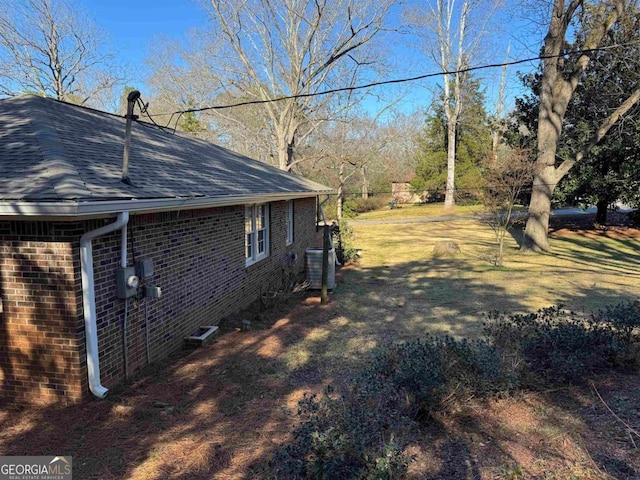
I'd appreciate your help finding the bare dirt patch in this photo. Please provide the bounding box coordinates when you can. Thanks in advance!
[405,374,640,479]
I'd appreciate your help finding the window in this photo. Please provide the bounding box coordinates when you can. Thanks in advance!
[245,204,269,265]
[286,200,294,245]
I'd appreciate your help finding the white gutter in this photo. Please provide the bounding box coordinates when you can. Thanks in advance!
[0,191,335,218]
[80,211,129,399]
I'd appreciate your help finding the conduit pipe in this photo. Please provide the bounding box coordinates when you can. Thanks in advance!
[80,212,130,398]
[121,221,129,380]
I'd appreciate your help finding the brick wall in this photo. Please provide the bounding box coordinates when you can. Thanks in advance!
[92,198,320,386]
[0,221,85,405]
[0,197,320,404]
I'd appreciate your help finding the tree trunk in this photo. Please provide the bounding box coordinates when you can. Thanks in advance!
[361,165,368,199]
[276,132,287,170]
[276,129,295,171]
[444,117,456,212]
[522,7,567,252]
[337,163,345,220]
[522,166,557,252]
[595,198,609,225]
[521,0,628,252]
[492,45,510,163]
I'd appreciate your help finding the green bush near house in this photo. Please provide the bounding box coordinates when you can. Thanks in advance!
[272,301,640,479]
[343,196,392,218]
[331,220,357,264]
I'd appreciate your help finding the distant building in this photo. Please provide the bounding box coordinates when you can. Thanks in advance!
[391,178,421,204]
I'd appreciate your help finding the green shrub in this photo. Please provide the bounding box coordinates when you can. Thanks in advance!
[332,220,357,264]
[342,199,358,219]
[352,196,392,213]
[321,197,339,221]
[483,304,639,384]
[356,339,444,412]
[434,336,517,398]
[362,437,412,480]
[341,196,392,218]
[628,209,640,227]
[594,301,640,347]
[272,336,513,479]
[271,389,413,480]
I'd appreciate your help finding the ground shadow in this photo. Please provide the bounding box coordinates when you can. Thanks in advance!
[0,247,639,478]
[424,438,482,480]
[0,255,529,479]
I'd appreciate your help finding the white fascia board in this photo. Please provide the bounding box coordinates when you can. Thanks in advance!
[0,190,334,219]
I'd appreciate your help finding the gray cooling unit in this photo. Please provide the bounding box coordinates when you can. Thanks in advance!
[306,248,336,290]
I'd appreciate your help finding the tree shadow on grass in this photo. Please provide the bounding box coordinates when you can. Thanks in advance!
[337,258,527,340]
[548,233,640,279]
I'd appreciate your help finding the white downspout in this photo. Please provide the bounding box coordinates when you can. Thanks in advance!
[80,211,129,398]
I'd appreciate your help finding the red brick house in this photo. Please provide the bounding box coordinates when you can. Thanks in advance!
[0,95,331,405]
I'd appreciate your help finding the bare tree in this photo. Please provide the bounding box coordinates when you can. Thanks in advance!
[481,148,533,266]
[410,0,497,212]
[522,0,640,251]
[374,110,422,187]
[148,0,395,171]
[313,109,387,220]
[491,44,510,160]
[0,0,122,105]
[306,59,403,220]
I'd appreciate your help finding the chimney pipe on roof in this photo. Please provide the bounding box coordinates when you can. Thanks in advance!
[122,90,141,185]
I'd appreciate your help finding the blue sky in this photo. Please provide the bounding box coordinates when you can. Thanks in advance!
[83,0,207,82]
[79,0,541,116]
[84,0,206,44]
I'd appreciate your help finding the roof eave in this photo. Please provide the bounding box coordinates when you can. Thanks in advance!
[0,190,334,220]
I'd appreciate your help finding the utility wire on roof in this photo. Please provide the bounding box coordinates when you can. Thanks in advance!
[135,41,640,134]
[135,97,173,134]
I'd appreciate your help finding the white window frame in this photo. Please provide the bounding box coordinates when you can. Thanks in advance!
[245,203,269,266]
[286,200,294,245]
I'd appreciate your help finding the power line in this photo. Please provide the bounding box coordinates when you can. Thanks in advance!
[135,97,174,134]
[143,40,640,129]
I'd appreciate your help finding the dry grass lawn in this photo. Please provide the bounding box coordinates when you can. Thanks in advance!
[348,217,640,339]
[1,212,639,479]
[354,202,480,221]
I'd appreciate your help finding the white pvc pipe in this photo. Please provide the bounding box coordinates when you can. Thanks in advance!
[80,212,129,399]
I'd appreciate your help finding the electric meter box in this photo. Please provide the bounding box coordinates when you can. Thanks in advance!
[135,259,154,279]
[116,267,139,298]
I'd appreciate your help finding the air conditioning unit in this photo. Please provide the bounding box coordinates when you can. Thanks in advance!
[306,248,336,290]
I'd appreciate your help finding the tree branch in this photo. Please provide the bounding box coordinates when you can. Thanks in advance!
[556,84,640,179]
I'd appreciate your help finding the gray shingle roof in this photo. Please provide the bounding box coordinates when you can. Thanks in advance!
[0,95,331,204]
